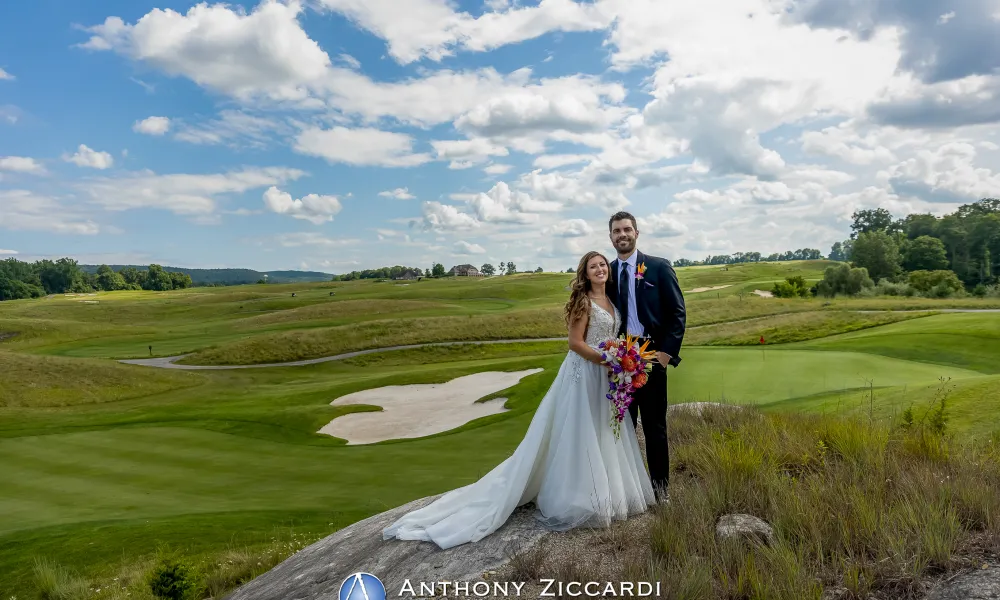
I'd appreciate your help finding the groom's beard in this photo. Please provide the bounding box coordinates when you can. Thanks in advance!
[614,236,636,255]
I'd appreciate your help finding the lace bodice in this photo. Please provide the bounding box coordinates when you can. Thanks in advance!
[586,298,621,347]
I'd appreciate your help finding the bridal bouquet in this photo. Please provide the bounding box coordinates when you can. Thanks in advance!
[598,334,657,439]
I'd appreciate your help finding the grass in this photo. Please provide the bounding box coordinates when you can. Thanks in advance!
[505,406,1000,600]
[2,262,1000,598]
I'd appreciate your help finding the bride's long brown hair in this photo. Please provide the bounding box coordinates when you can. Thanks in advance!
[564,251,610,327]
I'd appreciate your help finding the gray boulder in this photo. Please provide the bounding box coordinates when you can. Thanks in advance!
[927,565,1000,600]
[716,513,775,546]
[224,494,552,600]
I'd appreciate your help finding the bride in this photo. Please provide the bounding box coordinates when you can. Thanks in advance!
[382,251,656,549]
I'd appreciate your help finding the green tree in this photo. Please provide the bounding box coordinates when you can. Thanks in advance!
[828,241,848,262]
[903,213,939,239]
[772,275,811,298]
[850,208,895,239]
[535,267,543,273]
[0,273,44,300]
[505,262,517,275]
[902,236,949,272]
[480,263,495,276]
[35,258,82,294]
[170,271,193,289]
[96,265,127,291]
[850,230,901,282]
[431,263,446,278]
[144,264,174,291]
[816,263,874,297]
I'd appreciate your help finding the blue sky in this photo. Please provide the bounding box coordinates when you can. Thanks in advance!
[1,0,999,273]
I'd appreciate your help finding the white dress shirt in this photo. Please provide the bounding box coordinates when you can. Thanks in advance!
[618,250,645,337]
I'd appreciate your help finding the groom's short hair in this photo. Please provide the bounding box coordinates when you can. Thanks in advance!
[609,211,637,232]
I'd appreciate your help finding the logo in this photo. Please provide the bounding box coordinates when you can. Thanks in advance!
[340,572,386,600]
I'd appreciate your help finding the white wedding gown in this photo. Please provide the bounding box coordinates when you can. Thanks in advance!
[382,299,655,549]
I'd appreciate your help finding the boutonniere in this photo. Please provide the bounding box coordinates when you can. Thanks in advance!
[635,262,647,281]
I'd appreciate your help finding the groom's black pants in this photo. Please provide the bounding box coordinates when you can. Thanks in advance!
[628,362,669,491]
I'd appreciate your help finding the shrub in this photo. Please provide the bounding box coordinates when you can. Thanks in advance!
[973,284,988,297]
[873,280,917,297]
[32,558,90,600]
[148,556,198,600]
[816,264,874,297]
[771,276,811,298]
[908,270,963,296]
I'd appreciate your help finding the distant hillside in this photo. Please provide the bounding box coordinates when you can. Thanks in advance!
[79,265,333,286]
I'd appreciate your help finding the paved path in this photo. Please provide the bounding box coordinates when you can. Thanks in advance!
[119,338,568,370]
[119,308,999,371]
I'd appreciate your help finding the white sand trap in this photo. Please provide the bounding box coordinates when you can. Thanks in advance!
[753,289,774,298]
[318,369,544,445]
[686,284,732,293]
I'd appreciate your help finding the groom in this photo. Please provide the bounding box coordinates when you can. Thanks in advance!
[606,211,686,503]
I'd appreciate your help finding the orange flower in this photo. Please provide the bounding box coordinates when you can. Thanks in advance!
[621,355,637,372]
[633,372,648,389]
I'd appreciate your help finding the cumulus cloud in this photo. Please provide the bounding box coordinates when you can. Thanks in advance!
[133,116,171,135]
[0,156,46,174]
[294,126,431,167]
[421,201,480,231]
[0,68,13,81]
[79,166,304,215]
[453,240,486,254]
[64,144,114,169]
[263,186,342,224]
[484,164,513,175]
[545,218,593,237]
[0,190,101,235]
[315,0,611,64]
[883,142,1000,202]
[379,187,415,200]
[639,213,687,237]
[78,0,330,102]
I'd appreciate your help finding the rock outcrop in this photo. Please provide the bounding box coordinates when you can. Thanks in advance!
[224,495,553,600]
[715,514,775,546]
[926,565,1000,600]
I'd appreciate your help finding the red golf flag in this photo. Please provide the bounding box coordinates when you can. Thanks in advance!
[759,335,765,344]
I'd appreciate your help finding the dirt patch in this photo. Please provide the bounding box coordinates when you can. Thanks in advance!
[0,331,18,342]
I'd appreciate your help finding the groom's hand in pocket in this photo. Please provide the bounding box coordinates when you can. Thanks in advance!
[655,351,672,368]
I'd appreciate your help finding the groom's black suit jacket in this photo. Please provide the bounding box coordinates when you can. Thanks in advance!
[608,251,687,367]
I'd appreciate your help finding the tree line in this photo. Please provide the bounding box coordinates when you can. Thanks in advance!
[674,248,823,267]
[774,198,1000,298]
[0,258,192,301]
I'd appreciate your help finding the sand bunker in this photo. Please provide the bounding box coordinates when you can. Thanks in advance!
[753,289,774,298]
[686,284,732,293]
[318,369,544,445]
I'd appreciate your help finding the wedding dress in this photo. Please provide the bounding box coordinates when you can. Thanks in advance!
[382,299,655,549]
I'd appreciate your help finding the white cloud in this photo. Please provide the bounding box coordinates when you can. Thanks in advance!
[316,0,611,64]
[0,249,18,255]
[263,186,342,224]
[64,144,114,169]
[421,201,480,231]
[546,218,593,237]
[272,232,359,247]
[484,164,513,175]
[294,126,431,167]
[938,11,956,25]
[801,122,897,165]
[79,1,330,102]
[174,110,286,148]
[0,156,46,175]
[533,154,593,169]
[453,240,486,254]
[431,138,508,167]
[0,190,101,235]
[0,68,13,81]
[379,187,415,200]
[338,53,361,69]
[79,167,305,215]
[883,142,1000,202]
[133,116,171,135]
[639,212,687,237]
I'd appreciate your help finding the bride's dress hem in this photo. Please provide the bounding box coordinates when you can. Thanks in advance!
[381,300,655,550]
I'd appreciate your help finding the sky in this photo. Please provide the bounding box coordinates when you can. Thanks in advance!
[1,0,999,274]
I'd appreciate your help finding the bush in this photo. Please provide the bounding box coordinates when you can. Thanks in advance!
[771,276,811,298]
[816,264,874,297]
[973,284,988,297]
[908,270,964,296]
[873,280,917,297]
[148,556,198,600]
